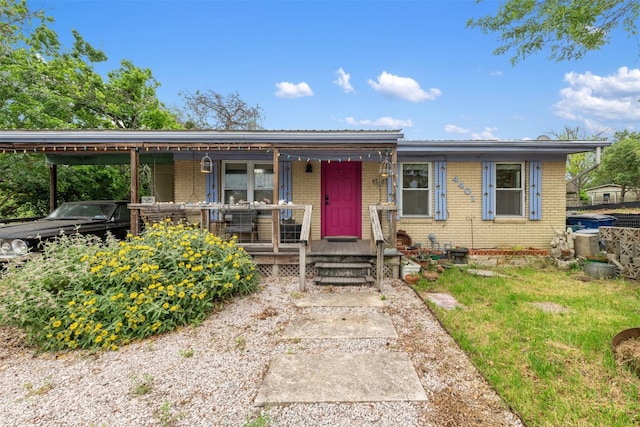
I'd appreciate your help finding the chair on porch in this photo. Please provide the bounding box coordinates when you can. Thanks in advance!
[224,210,258,242]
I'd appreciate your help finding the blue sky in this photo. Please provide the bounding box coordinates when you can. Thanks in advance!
[33,0,640,141]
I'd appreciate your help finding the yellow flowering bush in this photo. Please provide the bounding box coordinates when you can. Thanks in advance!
[0,221,259,351]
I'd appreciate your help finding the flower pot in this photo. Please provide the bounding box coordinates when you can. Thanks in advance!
[404,274,420,284]
[584,261,615,279]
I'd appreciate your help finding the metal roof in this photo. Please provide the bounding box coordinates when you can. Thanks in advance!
[0,130,610,158]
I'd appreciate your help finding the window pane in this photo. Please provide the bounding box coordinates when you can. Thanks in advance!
[224,191,247,204]
[225,163,247,189]
[402,189,430,215]
[402,164,429,189]
[253,163,274,197]
[496,189,522,215]
[496,164,521,188]
[254,190,273,204]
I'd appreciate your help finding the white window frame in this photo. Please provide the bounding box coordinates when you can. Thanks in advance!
[399,162,431,217]
[495,162,525,217]
[222,161,274,205]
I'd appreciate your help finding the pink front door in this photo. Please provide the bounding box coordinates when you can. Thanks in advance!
[321,161,362,238]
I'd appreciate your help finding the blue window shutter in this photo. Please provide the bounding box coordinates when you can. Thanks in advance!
[394,163,401,219]
[279,161,292,219]
[205,160,219,220]
[482,161,495,220]
[434,161,447,220]
[529,161,542,220]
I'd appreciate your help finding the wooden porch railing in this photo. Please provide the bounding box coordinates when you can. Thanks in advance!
[298,205,312,291]
[369,204,397,291]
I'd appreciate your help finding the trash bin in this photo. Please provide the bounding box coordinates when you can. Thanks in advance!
[566,214,616,230]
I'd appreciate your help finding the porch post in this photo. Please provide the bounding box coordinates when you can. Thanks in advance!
[272,148,280,275]
[390,147,398,241]
[48,164,57,212]
[130,148,140,235]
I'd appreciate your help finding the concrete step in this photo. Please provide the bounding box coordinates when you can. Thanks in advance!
[315,262,372,278]
[315,262,372,269]
[312,276,374,285]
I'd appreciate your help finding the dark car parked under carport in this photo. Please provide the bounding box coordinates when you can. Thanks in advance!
[0,200,130,262]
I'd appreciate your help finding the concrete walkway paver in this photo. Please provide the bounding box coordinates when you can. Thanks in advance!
[255,352,428,405]
[256,292,424,405]
[282,312,397,339]
[295,292,384,307]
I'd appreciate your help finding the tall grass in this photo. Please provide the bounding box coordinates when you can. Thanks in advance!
[414,265,640,426]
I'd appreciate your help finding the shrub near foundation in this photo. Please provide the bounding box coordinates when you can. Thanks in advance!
[0,220,259,351]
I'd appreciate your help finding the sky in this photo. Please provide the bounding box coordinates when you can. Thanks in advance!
[31,0,640,141]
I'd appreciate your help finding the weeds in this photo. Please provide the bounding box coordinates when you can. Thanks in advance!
[154,400,183,427]
[179,347,194,358]
[130,373,153,396]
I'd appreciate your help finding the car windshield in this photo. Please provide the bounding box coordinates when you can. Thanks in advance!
[47,203,115,220]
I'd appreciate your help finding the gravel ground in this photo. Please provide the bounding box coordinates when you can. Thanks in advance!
[0,278,524,427]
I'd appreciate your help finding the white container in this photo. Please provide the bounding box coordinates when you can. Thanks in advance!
[401,259,421,278]
[575,229,599,258]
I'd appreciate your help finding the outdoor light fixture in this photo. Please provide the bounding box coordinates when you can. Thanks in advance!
[200,153,213,173]
[305,161,313,173]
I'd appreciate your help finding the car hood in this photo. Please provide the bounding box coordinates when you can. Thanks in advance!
[0,218,107,240]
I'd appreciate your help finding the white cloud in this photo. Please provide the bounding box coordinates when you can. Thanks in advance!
[553,66,640,131]
[445,124,498,139]
[367,71,441,102]
[275,81,314,99]
[489,70,503,77]
[471,127,499,140]
[344,116,413,128]
[334,68,354,93]
[444,124,470,134]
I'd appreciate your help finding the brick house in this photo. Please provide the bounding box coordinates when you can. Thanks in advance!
[0,130,609,253]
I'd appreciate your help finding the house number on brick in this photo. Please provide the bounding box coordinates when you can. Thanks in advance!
[453,176,475,202]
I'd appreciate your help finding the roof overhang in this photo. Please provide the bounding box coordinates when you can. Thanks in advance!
[397,139,611,161]
[0,129,404,152]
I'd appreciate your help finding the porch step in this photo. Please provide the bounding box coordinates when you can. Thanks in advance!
[313,275,375,285]
[313,261,374,286]
[315,262,372,278]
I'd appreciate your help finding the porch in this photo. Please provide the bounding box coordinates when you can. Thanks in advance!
[128,203,401,290]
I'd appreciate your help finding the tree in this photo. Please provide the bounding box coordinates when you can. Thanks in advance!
[553,126,606,200]
[0,0,180,217]
[178,90,264,130]
[596,131,640,202]
[468,0,640,64]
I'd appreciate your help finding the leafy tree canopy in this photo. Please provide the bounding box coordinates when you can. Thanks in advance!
[594,130,640,201]
[468,0,640,64]
[0,0,180,217]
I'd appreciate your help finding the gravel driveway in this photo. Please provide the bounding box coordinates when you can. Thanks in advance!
[0,277,524,427]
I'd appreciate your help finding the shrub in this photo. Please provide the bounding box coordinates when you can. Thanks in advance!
[0,221,260,351]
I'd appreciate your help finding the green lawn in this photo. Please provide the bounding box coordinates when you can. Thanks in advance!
[414,264,640,426]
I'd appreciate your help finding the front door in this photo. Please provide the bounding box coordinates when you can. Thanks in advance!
[321,161,361,238]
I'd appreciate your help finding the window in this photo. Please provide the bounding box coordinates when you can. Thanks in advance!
[223,162,274,204]
[495,163,523,216]
[401,163,430,216]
